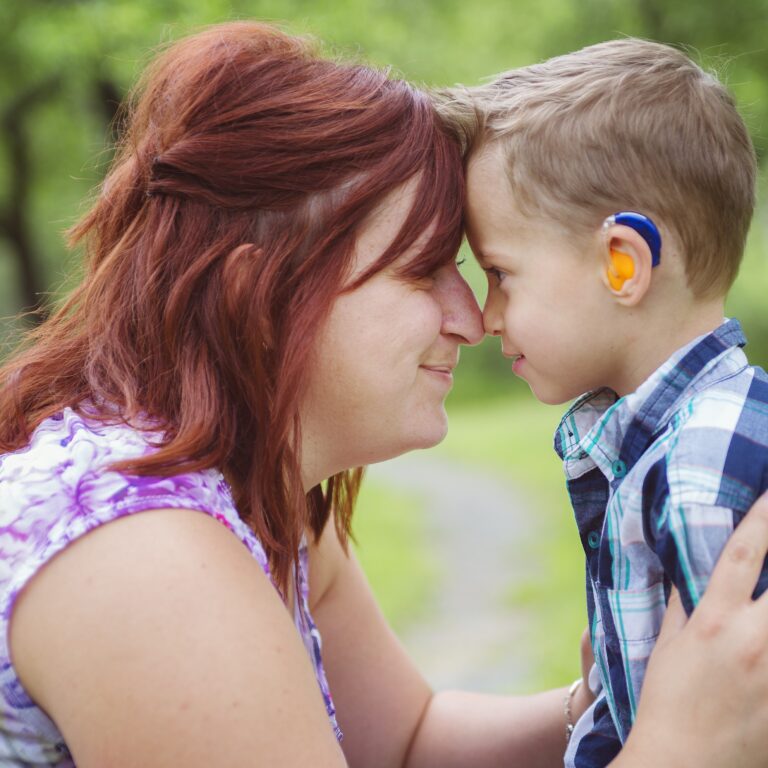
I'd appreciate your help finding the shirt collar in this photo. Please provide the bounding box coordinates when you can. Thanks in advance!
[554,318,747,481]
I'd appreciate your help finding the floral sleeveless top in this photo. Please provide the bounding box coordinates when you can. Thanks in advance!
[0,408,341,766]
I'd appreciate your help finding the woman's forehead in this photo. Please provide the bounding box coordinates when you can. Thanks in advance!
[349,178,424,274]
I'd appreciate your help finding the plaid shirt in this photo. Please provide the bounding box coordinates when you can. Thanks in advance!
[556,319,768,767]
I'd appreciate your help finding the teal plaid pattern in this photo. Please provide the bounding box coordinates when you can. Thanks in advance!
[556,319,768,767]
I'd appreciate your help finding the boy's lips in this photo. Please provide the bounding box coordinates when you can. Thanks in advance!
[501,345,526,374]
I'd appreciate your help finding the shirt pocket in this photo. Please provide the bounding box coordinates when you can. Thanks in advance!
[594,580,667,735]
[600,580,666,643]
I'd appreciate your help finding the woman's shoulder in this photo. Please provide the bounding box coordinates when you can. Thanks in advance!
[0,408,290,765]
[0,406,270,614]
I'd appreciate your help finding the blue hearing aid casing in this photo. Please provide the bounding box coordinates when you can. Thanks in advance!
[606,211,662,267]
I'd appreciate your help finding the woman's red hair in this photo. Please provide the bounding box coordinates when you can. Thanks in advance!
[0,22,465,591]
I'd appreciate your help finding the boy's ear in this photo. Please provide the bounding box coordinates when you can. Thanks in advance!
[599,224,654,306]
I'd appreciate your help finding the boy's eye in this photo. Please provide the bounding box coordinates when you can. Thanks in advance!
[484,266,506,284]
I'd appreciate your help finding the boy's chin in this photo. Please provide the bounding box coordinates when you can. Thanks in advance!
[527,381,583,407]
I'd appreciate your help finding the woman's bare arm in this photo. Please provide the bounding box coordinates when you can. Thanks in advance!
[10,509,347,768]
[310,521,588,768]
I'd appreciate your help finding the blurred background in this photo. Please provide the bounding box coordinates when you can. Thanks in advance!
[2,0,767,694]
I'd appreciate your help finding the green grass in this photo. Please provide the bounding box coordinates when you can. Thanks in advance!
[351,393,588,691]
[351,479,440,632]
[434,394,588,690]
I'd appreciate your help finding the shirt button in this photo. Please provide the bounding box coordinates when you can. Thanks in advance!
[587,531,600,549]
[611,459,627,478]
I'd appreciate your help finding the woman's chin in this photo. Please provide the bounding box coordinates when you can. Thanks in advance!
[361,420,447,467]
[333,405,451,470]
[404,412,450,452]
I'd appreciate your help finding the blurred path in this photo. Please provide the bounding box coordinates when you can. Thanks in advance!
[367,451,538,693]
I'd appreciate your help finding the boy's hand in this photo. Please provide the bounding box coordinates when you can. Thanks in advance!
[579,627,594,683]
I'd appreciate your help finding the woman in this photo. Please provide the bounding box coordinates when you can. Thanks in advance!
[3,21,768,768]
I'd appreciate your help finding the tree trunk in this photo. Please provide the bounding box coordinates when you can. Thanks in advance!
[0,78,60,320]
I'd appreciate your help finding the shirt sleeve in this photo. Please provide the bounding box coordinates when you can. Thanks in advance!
[566,690,623,768]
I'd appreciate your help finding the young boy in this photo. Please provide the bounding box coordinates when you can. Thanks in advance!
[443,39,768,765]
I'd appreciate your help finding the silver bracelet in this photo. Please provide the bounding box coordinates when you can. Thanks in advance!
[564,678,582,744]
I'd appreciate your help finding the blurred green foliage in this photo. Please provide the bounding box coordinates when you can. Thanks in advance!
[434,397,586,689]
[7,0,767,367]
[352,479,440,630]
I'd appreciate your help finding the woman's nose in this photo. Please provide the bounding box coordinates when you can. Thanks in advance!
[436,264,484,345]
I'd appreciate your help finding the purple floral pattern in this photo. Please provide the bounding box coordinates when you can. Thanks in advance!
[0,408,341,765]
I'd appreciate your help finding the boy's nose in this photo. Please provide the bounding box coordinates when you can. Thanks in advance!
[482,291,503,337]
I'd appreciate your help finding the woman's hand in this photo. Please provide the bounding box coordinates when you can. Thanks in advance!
[618,492,768,768]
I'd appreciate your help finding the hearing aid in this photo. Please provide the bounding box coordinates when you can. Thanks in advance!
[607,249,635,291]
[602,211,662,290]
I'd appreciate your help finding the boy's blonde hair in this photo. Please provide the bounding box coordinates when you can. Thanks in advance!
[438,38,756,298]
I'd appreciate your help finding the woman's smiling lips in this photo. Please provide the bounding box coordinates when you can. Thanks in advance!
[420,362,456,385]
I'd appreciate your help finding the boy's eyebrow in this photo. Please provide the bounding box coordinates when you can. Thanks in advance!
[471,247,503,267]
[466,243,489,265]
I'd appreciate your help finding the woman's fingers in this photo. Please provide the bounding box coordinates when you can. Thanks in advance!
[702,491,768,609]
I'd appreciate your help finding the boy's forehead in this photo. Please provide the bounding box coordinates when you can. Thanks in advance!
[465,148,532,241]
[466,148,514,218]
[466,143,510,195]
[465,143,591,249]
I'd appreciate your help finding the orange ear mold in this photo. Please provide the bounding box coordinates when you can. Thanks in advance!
[607,249,634,291]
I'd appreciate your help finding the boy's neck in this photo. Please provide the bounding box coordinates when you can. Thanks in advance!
[611,299,725,397]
